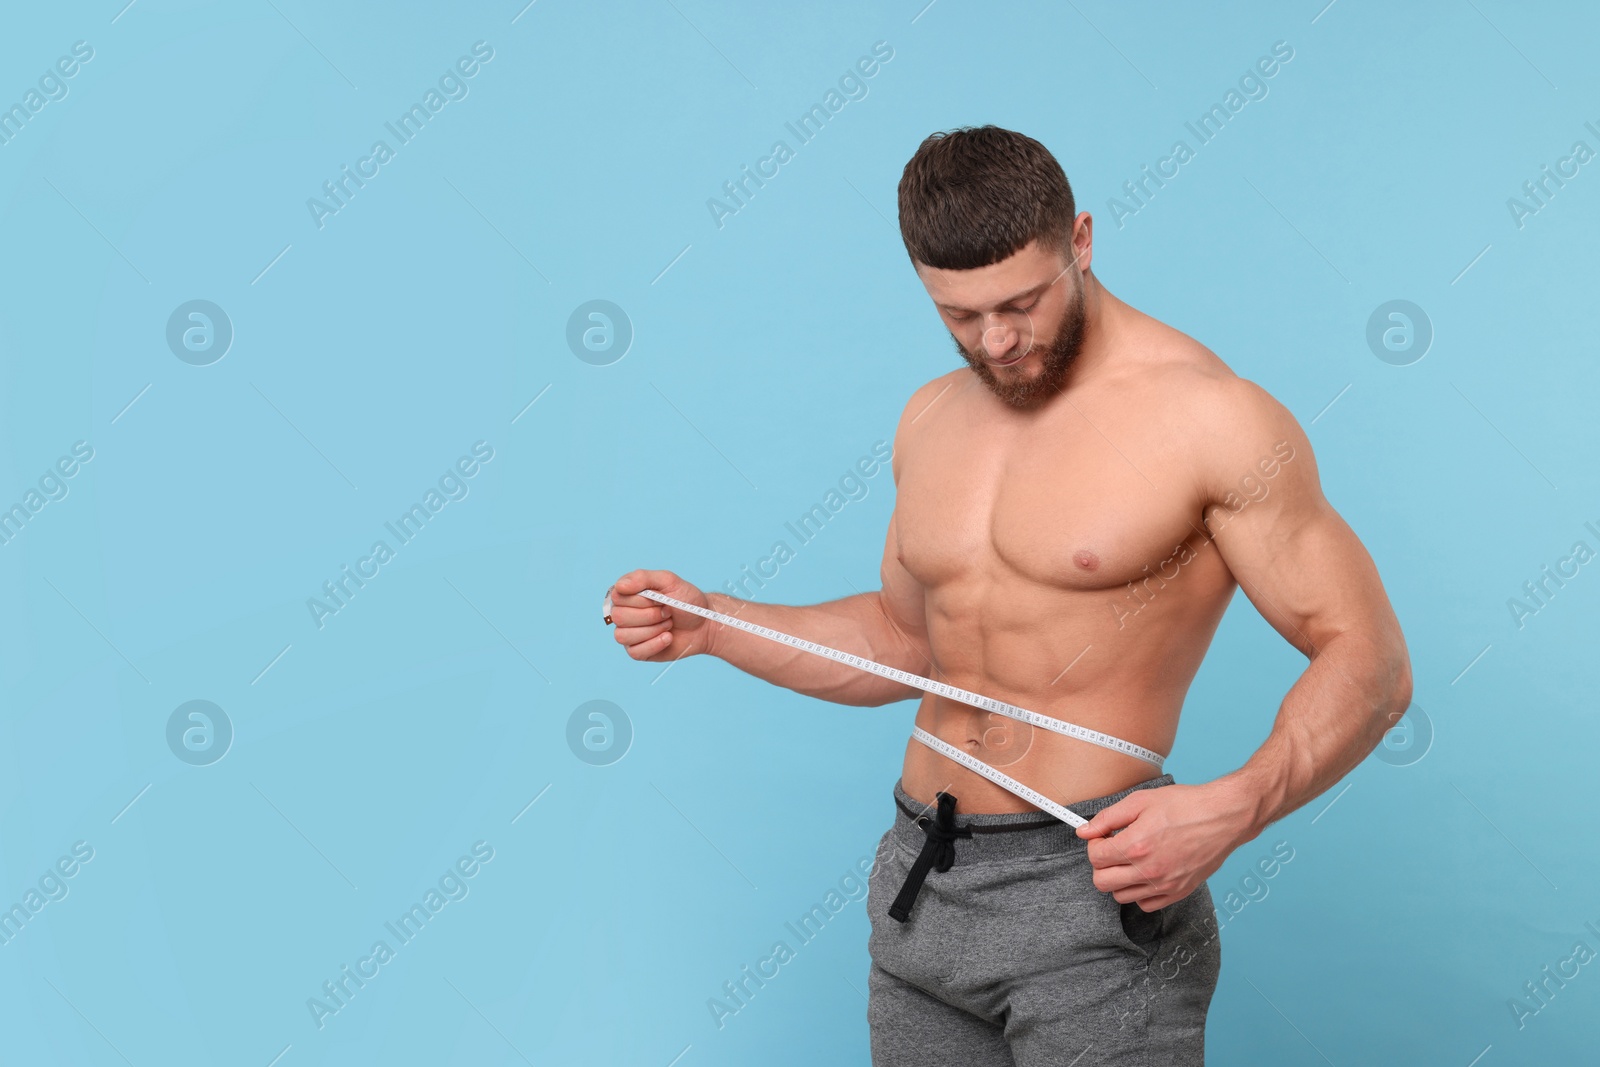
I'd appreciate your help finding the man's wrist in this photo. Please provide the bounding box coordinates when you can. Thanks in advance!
[1211,767,1280,847]
[701,592,737,659]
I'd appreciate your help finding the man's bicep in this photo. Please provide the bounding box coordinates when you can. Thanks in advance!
[877,509,930,654]
[1219,500,1386,655]
[1207,425,1391,658]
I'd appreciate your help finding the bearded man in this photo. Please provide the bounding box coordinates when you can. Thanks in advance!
[606,124,1410,1065]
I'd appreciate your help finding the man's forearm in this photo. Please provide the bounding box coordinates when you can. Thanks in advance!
[1217,628,1413,841]
[701,590,930,707]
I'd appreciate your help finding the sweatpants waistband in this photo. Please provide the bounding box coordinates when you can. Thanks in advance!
[889,774,1175,863]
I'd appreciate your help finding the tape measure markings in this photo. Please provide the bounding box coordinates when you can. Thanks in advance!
[910,727,1090,828]
[635,588,1165,768]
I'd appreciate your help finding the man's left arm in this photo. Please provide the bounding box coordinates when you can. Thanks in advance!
[1078,378,1413,910]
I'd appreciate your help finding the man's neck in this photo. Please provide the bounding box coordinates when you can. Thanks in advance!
[1054,273,1126,393]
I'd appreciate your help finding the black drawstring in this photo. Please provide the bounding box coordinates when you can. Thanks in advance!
[887,791,971,923]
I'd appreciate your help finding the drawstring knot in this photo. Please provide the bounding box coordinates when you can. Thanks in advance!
[887,791,971,923]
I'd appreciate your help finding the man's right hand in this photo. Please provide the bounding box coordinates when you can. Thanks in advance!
[606,569,718,662]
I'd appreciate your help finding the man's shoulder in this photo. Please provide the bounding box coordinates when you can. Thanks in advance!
[1113,320,1311,503]
[1122,322,1290,441]
[1168,370,1312,512]
[1120,315,1235,394]
[906,367,970,405]
[894,368,972,431]
[881,370,971,480]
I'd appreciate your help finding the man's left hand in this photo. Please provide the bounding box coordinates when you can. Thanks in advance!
[1075,780,1259,911]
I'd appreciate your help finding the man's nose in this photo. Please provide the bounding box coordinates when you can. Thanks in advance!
[982,315,1017,359]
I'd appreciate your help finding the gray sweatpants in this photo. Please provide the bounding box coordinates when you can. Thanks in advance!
[866,775,1222,1066]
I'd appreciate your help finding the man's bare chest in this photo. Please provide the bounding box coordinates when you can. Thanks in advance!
[893,412,1206,594]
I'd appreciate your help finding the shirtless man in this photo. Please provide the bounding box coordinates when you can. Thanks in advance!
[605,125,1411,1065]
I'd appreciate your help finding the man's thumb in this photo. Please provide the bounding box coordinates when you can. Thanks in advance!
[1075,795,1142,839]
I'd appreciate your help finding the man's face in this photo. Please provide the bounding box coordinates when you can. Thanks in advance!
[917,237,1087,410]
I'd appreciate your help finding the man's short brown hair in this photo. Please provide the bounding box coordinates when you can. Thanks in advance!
[897,125,1076,271]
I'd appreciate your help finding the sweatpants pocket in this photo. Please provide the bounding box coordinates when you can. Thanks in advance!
[1117,898,1168,955]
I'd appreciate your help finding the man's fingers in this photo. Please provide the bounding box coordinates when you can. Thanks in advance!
[1091,864,1147,897]
[1075,794,1144,840]
[612,569,678,602]
[1112,884,1162,907]
[620,627,674,659]
[609,604,670,627]
[1086,832,1151,872]
[615,619,671,646]
[611,570,646,595]
[609,589,657,609]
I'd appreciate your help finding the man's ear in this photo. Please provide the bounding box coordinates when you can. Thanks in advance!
[1070,211,1094,274]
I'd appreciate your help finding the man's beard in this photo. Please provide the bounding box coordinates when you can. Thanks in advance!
[952,282,1088,409]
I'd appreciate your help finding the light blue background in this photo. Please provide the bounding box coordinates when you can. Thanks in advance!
[1,0,1596,1063]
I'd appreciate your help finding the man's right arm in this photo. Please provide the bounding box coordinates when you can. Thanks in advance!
[610,378,948,707]
[608,518,930,706]
[698,508,932,707]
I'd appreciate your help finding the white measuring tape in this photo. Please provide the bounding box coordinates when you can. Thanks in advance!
[907,727,1095,828]
[623,588,1167,829]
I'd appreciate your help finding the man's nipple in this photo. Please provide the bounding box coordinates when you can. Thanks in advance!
[1074,550,1100,571]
